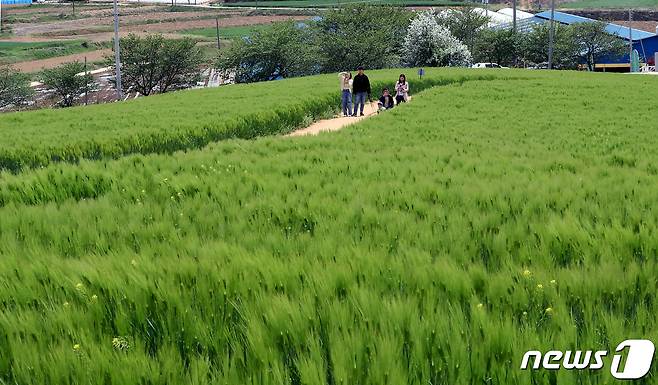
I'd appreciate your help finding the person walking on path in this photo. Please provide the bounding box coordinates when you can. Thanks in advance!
[395,74,409,105]
[352,66,371,117]
[339,71,353,117]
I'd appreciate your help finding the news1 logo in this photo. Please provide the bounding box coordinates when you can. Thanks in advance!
[521,340,655,380]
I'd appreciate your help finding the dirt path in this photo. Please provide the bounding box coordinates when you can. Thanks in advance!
[287,101,380,137]
[13,49,111,72]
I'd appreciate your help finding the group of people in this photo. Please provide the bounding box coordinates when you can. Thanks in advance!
[339,66,410,117]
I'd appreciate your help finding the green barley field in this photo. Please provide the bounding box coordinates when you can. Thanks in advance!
[181,24,275,39]
[1,69,658,384]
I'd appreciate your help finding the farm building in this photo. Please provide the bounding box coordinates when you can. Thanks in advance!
[440,7,534,28]
[474,7,535,28]
[534,11,658,71]
[493,10,658,71]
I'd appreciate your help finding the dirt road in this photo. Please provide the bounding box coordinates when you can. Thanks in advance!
[287,102,380,137]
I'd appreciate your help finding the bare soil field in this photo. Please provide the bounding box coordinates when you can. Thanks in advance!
[12,49,111,72]
[1,3,310,71]
[614,20,658,33]
[10,9,243,37]
[24,16,308,42]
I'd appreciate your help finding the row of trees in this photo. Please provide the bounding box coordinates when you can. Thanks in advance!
[217,6,414,83]
[1,34,203,110]
[217,6,629,82]
[475,22,627,71]
[215,6,494,82]
[1,6,630,108]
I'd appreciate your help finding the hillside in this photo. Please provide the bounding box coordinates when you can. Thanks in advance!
[1,69,658,384]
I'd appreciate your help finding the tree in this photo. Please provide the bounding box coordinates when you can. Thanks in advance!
[523,23,579,69]
[0,66,34,109]
[313,5,413,72]
[473,28,524,66]
[435,7,490,51]
[402,11,471,67]
[110,34,203,96]
[41,61,93,107]
[217,21,320,83]
[571,21,627,71]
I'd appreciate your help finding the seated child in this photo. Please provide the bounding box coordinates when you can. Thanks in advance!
[378,88,395,112]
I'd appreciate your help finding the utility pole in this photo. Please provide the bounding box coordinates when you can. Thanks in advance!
[113,0,123,100]
[548,0,556,69]
[629,9,634,72]
[84,56,89,106]
[216,17,220,50]
[0,0,3,34]
[512,0,517,33]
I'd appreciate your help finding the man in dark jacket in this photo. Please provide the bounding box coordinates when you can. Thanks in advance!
[351,66,371,117]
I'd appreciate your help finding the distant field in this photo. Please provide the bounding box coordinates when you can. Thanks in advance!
[182,24,273,39]
[223,0,472,7]
[561,0,658,8]
[0,40,105,65]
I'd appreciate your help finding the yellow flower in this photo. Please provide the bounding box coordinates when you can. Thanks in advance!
[545,307,554,315]
[522,311,528,316]
[476,303,484,310]
[536,284,544,290]
[75,283,84,290]
[63,301,70,308]
[131,259,138,267]
[550,279,557,285]
[523,269,532,279]
[73,344,80,351]
[112,336,130,351]
[91,295,98,301]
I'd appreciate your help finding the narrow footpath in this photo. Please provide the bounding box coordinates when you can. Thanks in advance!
[287,101,380,137]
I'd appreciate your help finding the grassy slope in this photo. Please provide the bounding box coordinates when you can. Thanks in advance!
[0,70,658,384]
[561,0,658,8]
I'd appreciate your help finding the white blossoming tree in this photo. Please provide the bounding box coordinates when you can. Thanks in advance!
[402,11,472,67]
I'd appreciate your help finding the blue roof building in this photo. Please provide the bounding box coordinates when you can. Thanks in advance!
[1,0,32,4]
[534,11,658,70]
